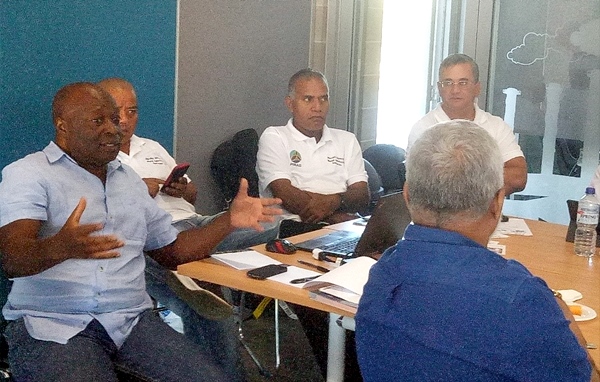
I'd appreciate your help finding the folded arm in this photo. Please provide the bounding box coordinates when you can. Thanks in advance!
[503,156,527,196]
[269,179,369,224]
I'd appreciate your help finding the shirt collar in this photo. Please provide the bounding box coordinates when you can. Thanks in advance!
[127,134,145,157]
[403,223,482,249]
[44,141,123,173]
[434,103,488,125]
[286,118,332,143]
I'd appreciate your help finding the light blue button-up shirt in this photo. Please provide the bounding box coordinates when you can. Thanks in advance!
[0,142,178,347]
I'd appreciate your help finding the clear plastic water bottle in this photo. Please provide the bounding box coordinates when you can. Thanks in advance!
[574,187,599,257]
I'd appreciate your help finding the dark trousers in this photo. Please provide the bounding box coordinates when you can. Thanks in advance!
[5,311,229,382]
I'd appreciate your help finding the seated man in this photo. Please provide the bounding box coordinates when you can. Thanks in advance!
[256,68,369,380]
[256,68,369,236]
[356,120,599,381]
[0,82,281,381]
[408,53,527,195]
[97,77,279,379]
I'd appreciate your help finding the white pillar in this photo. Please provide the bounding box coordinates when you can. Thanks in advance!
[542,83,562,174]
[580,70,600,180]
[502,87,521,130]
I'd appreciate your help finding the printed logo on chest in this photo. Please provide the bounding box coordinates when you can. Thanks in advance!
[289,150,302,167]
[327,156,344,166]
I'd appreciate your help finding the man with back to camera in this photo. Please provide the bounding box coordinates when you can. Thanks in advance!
[356,120,599,382]
[256,68,369,380]
[256,68,369,235]
[0,82,282,381]
[408,53,528,195]
[97,77,279,380]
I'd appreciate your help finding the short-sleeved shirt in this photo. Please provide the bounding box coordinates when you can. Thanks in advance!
[117,135,197,223]
[355,224,591,382]
[256,119,368,219]
[408,104,524,163]
[0,142,178,347]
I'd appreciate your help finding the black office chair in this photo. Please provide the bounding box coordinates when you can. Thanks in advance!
[363,158,384,215]
[210,128,261,211]
[210,128,282,377]
[362,144,406,194]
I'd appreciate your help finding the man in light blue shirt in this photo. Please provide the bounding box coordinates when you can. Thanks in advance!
[0,82,281,381]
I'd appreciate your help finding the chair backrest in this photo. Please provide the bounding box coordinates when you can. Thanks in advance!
[362,144,406,193]
[210,129,260,210]
[363,159,383,214]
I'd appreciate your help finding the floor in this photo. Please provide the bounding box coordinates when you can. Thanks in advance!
[238,298,325,382]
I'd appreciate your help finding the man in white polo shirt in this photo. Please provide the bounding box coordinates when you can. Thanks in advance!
[408,53,527,196]
[256,69,369,379]
[256,68,369,234]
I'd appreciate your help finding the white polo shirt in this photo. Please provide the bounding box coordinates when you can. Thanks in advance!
[257,119,367,219]
[117,135,196,223]
[407,104,524,163]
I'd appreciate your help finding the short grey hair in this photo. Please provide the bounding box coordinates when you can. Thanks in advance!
[405,120,503,225]
[439,54,479,83]
[287,68,329,97]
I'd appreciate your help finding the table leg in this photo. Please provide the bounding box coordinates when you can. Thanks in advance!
[326,313,346,382]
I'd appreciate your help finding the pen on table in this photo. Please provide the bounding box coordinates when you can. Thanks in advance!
[297,259,330,273]
[290,275,320,284]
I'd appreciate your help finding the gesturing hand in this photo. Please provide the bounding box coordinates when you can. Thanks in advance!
[229,178,282,231]
[55,198,124,260]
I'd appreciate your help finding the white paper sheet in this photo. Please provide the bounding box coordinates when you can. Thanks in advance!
[211,250,281,270]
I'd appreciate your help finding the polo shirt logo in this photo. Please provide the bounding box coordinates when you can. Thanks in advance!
[327,156,344,166]
[290,150,302,163]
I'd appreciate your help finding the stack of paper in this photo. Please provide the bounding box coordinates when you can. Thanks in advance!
[211,250,280,270]
[302,256,377,313]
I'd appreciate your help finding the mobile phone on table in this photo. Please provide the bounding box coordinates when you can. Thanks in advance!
[246,264,288,280]
[163,162,190,188]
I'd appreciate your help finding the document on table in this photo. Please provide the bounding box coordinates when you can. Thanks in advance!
[269,266,321,288]
[492,218,533,237]
[211,250,281,270]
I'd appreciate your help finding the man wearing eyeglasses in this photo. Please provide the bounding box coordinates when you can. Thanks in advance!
[407,53,527,195]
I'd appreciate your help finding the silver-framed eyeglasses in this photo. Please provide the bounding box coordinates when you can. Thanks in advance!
[437,80,473,88]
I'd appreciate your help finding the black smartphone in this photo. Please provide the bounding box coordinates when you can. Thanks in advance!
[163,162,190,188]
[246,264,288,280]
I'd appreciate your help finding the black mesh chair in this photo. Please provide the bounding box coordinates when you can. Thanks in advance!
[362,144,406,194]
[363,158,384,215]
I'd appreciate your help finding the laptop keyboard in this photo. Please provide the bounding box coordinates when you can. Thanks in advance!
[322,237,360,254]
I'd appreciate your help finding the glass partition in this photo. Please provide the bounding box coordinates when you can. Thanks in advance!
[489,0,599,224]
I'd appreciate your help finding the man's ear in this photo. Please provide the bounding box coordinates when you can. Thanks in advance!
[490,188,505,221]
[284,96,293,113]
[55,117,67,133]
[474,81,482,98]
[403,183,410,205]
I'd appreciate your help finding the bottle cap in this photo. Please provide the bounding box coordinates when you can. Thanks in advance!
[586,187,596,195]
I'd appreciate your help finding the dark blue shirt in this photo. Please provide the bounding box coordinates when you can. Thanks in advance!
[356,224,591,382]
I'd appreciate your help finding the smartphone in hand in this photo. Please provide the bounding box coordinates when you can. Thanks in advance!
[246,264,288,280]
[163,162,190,188]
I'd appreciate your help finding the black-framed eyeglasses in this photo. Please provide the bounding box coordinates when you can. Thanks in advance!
[437,80,473,88]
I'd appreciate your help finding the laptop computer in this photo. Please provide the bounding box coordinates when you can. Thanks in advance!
[293,191,412,258]
[565,199,600,246]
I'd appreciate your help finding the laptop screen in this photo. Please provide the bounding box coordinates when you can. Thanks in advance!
[293,192,412,257]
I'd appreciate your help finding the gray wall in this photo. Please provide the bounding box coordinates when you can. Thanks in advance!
[176,0,311,214]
